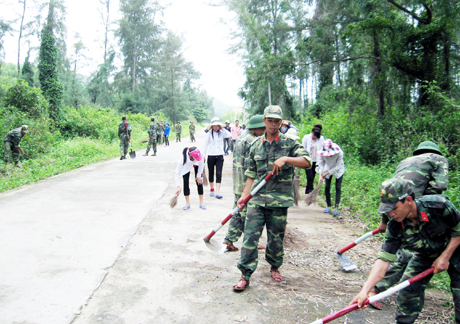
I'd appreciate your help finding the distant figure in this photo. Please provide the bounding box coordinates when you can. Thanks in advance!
[144,116,157,156]
[118,115,132,160]
[189,122,196,143]
[175,122,182,142]
[164,122,171,146]
[223,120,231,155]
[230,119,242,152]
[302,125,325,194]
[4,125,29,166]
[158,121,165,145]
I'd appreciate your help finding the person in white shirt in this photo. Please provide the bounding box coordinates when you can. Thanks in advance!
[203,117,232,199]
[317,139,345,216]
[175,147,206,210]
[301,124,325,194]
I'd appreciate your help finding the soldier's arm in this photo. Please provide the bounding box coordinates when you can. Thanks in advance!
[433,236,460,273]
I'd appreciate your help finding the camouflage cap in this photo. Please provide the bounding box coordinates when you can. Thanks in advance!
[247,115,265,129]
[413,141,442,156]
[21,125,29,133]
[263,105,283,119]
[378,178,413,213]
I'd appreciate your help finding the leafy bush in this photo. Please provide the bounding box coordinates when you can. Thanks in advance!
[2,79,49,118]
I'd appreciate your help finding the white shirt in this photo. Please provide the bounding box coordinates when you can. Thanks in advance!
[203,128,232,157]
[302,133,325,162]
[175,154,205,187]
[316,150,345,179]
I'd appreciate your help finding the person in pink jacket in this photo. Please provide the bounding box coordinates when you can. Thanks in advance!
[230,119,242,152]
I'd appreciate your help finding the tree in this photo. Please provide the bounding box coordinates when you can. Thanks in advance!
[38,0,64,122]
[0,20,13,75]
[21,46,34,86]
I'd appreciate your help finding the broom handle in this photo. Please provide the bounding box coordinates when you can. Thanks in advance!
[309,267,435,324]
[337,228,380,255]
[203,172,274,242]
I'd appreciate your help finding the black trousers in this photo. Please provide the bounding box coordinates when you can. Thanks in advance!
[207,155,224,183]
[183,166,204,196]
[305,162,317,194]
[325,175,343,208]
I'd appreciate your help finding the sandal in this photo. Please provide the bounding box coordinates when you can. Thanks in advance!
[216,194,223,199]
[210,192,215,197]
[199,205,207,210]
[182,205,190,210]
[233,278,249,291]
[271,269,283,282]
[223,242,239,252]
[324,208,331,213]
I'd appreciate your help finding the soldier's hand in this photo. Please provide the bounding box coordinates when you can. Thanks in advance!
[378,221,387,233]
[433,256,449,273]
[273,157,287,175]
[349,291,369,310]
[18,147,25,155]
[237,194,248,209]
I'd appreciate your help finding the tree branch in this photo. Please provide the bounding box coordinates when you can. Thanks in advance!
[386,0,431,24]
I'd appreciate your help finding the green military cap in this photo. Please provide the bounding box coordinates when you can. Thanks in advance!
[247,115,265,129]
[378,178,413,213]
[413,141,442,156]
[21,125,29,133]
[263,105,283,119]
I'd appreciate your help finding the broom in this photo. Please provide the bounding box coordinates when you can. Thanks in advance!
[169,193,179,208]
[305,182,322,206]
[293,168,301,206]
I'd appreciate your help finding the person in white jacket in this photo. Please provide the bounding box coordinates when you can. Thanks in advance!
[175,147,206,210]
[316,139,345,216]
[301,125,325,194]
[203,117,232,199]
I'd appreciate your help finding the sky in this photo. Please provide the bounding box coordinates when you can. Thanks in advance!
[1,0,246,107]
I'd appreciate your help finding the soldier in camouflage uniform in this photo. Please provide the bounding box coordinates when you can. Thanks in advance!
[369,141,449,309]
[223,115,266,252]
[232,106,311,291]
[4,125,29,166]
[350,178,460,323]
[157,121,164,145]
[118,115,132,160]
[144,116,158,156]
[189,122,196,143]
[175,122,182,142]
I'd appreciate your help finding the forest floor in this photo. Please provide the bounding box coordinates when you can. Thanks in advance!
[0,130,453,324]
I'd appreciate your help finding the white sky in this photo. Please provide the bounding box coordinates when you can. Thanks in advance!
[1,0,246,107]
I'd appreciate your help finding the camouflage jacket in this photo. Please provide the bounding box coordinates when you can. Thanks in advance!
[147,122,157,137]
[378,195,460,266]
[244,132,312,208]
[189,125,195,134]
[3,127,25,146]
[175,124,182,134]
[233,130,257,195]
[157,124,164,135]
[118,121,132,138]
[382,153,449,223]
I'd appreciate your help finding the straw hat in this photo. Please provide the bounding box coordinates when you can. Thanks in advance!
[210,117,223,126]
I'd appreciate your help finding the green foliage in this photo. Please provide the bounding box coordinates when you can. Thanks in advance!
[21,54,35,87]
[2,79,49,118]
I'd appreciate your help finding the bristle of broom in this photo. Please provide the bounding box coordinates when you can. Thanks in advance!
[169,194,178,208]
[202,170,209,187]
[305,183,322,206]
[293,175,300,206]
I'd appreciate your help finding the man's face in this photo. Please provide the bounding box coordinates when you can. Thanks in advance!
[253,127,266,137]
[235,121,239,126]
[388,198,411,222]
[263,118,282,135]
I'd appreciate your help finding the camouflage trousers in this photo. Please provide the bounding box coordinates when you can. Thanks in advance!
[157,134,163,144]
[145,137,157,155]
[237,205,288,281]
[375,248,414,293]
[4,141,20,164]
[190,132,195,142]
[391,254,460,323]
[119,135,129,157]
[224,194,247,245]
[176,133,181,142]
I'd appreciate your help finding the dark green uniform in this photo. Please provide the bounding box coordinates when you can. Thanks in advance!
[237,132,311,280]
[224,130,256,245]
[145,122,157,156]
[376,153,449,294]
[189,124,196,142]
[379,195,460,323]
[118,121,131,159]
[4,127,25,164]
[175,123,182,142]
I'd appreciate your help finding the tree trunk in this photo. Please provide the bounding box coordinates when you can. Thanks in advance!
[373,30,385,116]
[17,0,27,79]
